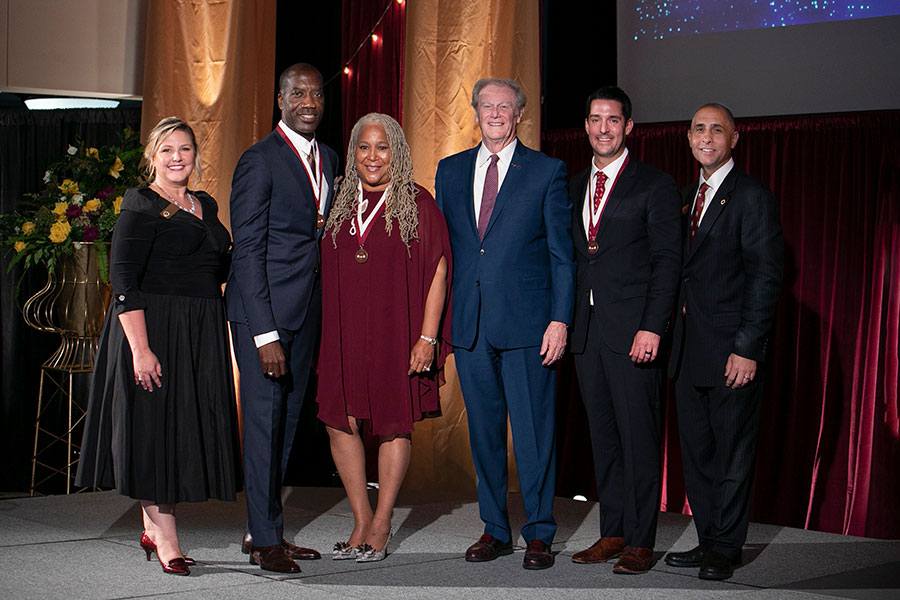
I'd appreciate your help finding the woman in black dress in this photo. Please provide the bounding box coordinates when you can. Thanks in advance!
[76,117,241,576]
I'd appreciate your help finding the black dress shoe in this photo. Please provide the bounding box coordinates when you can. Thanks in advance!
[699,550,736,581]
[242,531,321,560]
[664,545,705,567]
[250,544,301,573]
[523,539,554,570]
[465,534,514,562]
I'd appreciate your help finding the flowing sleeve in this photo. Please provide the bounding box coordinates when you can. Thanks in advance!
[110,188,159,312]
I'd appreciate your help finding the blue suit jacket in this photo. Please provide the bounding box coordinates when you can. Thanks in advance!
[226,130,338,336]
[435,141,575,351]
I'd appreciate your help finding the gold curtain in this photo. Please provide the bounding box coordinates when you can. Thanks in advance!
[402,0,542,492]
[141,0,277,227]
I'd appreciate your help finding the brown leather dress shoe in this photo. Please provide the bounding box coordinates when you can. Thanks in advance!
[242,532,321,560]
[250,544,301,573]
[465,534,514,562]
[612,546,654,574]
[572,536,625,564]
[523,539,554,570]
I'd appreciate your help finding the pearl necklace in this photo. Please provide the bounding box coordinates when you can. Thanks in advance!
[155,185,196,214]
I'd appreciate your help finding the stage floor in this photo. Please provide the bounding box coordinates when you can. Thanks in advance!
[1,487,898,599]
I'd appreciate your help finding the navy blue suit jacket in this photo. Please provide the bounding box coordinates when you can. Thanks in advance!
[226,130,338,336]
[669,167,784,385]
[435,141,574,350]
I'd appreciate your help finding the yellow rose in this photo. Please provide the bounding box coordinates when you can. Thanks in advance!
[86,147,99,159]
[14,241,26,253]
[110,157,124,179]
[84,199,101,212]
[49,221,71,243]
[52,202,68,216]
[22,221,35,235]
[58,179,80,195]
[113,195,123,214]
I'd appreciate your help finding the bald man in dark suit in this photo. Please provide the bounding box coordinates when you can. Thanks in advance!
[666,103,783,581]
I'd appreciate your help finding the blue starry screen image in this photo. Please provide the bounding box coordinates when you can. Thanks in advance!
[629,1,900,39]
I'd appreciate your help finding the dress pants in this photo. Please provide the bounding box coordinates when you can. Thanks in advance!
[674,372,762,560]
[454,329,558,545]
[573,312,661,548]
[231,281,321,547]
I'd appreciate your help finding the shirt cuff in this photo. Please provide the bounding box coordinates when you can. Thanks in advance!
[253,330,280,348]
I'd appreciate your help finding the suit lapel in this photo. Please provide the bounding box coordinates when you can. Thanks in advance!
[481,142,527,240]
[464,148,479,240]
[686,169,738,262]
[572,169,590,250]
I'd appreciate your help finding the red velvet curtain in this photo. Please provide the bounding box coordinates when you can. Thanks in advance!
[545,110,900,539]
[341,0,406,149]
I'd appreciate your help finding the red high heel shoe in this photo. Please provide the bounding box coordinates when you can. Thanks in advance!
[140,532,196,566]
[157,555,190,576]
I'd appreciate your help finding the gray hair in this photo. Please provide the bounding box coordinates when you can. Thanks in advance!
[471,78,527,114]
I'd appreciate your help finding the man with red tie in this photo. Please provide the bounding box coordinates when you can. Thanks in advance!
[666,103,783,580]
[568,86,682,574]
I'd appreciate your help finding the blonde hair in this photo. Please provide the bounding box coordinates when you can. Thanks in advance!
[142,116,202,182]
[326,113,419,251]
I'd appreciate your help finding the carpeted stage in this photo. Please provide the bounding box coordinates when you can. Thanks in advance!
[1,488,898,599]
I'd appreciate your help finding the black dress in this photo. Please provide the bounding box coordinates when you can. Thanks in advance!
[76,187,242,504]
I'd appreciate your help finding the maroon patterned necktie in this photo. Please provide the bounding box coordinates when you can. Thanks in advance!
[478,154,499,240]
[588,171,608,241]
[690,182,709,244]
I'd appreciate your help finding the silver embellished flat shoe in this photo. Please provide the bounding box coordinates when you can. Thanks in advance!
[332,541,360,560]
[356,529,393,563]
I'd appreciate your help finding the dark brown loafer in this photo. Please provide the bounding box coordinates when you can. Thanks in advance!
[612,546,654,574]
[242,532,321,560]
[523,539,554,570]
[572,536,625,564]
[465,534,514,562]
[250,544,300,573]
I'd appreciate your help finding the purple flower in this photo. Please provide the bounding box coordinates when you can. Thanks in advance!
[66,204,83,219]
[96,185,114,199]
[82,226,99,242]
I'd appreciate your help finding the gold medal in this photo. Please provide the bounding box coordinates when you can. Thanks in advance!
[355,247,369,264]
[587,239,599,254]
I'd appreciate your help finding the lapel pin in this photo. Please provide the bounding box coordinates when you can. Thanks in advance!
[511,163,521,169]
[682,204,690,214]
[720,198,727,205]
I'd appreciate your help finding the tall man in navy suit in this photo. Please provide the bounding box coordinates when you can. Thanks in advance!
[665,103,783,581]
[227,63,338,573]
[434,78,574,570]
[568,87,682,574]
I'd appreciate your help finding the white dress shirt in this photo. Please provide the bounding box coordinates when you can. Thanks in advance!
[581,148,630,235]
[693,157,734,225]
[473,139,518,227]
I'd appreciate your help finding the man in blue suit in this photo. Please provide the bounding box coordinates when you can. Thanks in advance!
[434,78,574,570]
[226,63,338,573]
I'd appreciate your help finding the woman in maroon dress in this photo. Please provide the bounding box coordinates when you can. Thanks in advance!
[317,113,451,562]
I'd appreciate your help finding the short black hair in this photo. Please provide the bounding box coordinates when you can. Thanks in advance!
[585,86,632,122]
[278,63,323,95]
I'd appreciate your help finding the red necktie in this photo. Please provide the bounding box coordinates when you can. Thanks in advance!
[690,182,709,244]
[478,154,499,240]
[588,171,608,241]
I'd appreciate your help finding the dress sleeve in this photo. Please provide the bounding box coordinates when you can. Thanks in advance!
[109,202,157,312]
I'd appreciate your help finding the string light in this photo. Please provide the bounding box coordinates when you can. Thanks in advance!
[326,0,397,83]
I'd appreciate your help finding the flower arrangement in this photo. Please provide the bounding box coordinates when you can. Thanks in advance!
[0,127,145,280]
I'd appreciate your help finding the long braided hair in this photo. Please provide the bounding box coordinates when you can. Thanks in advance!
[326,113,419,251]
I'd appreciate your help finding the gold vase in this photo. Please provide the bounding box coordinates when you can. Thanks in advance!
[22,242,112,372]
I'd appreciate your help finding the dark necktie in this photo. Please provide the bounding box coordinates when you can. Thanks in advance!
[588,171,608,240]
[690,182,709,244]
[478,154,499,240]
[308,146,317,175]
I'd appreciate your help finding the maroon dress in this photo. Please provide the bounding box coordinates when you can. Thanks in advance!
[317,184,452,435]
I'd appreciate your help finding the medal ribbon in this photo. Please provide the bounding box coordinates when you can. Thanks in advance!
[588,153,630,242]
[276,124,324,213]
[355,183,388,247]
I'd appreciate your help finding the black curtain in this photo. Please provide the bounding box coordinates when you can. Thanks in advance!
[0,108,142,492]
